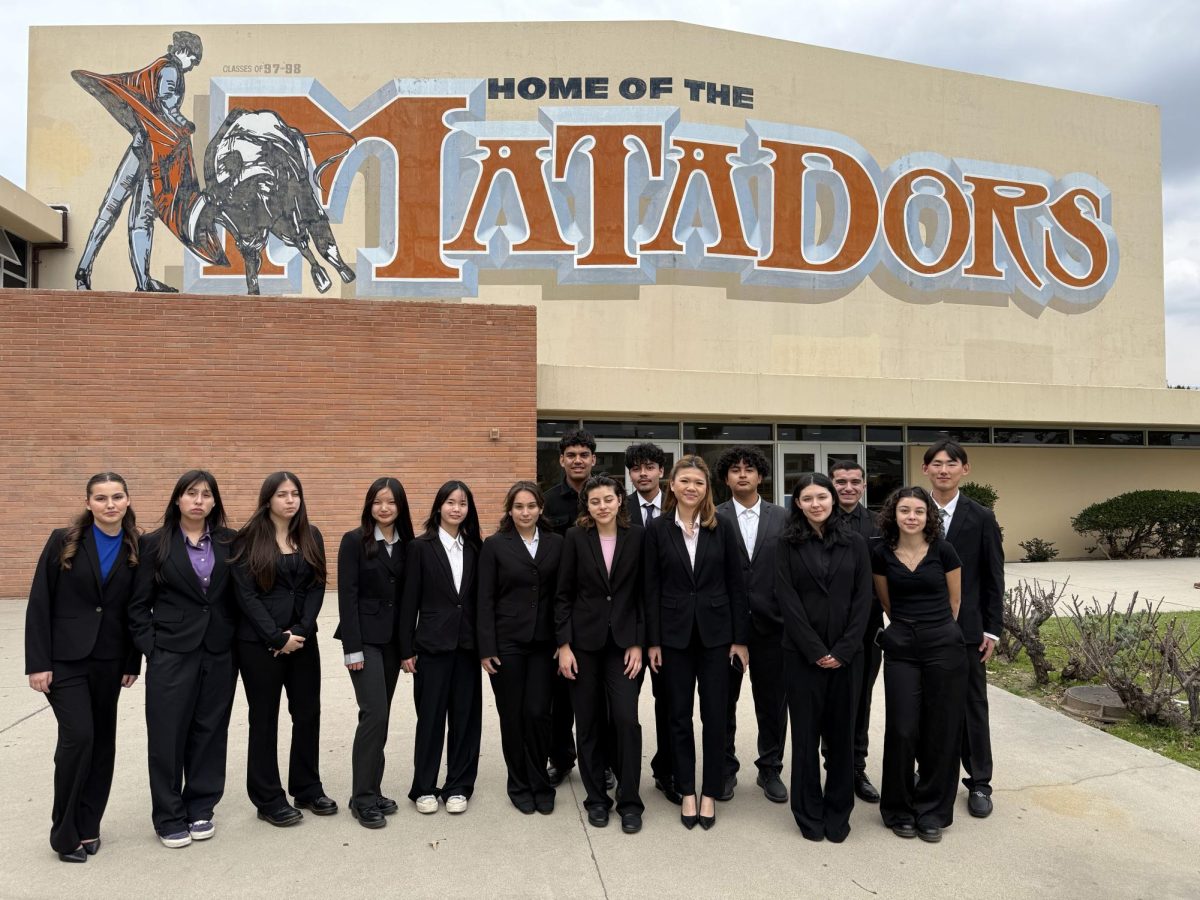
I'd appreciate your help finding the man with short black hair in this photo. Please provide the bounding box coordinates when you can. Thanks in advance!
[715,445,789,804]
[830,459,883,803]
[922,439,1004,819]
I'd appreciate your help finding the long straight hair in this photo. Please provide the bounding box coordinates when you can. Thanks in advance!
[359,477,415,558]
[782,472,850,547]
[497,480,552,533]
[153,470,228,577]
[232,471,326,591]
[421,480,482,550]
[60,472,139,570]
[662,455,718,529]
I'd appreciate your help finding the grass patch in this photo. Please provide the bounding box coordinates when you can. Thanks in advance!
[988,609,1200,771]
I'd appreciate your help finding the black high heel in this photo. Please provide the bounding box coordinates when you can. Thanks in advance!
[82,838,101,855]
[698,796,716,830]
[680,794,699,830]
[58,846,87,863]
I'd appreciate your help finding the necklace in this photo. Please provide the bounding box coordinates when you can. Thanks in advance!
[895,544,928,571]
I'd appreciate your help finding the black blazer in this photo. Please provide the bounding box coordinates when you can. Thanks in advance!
[334,529,405,655]
[232,528,326,650]
[129,526,237,657]
[715,498,788,634]
[554,525,644,652]
[477,529,563,658]
[774,533,872,665]
[838,504,885,634]
[398,532,478,658]
[25,527,141,675]
[944,495,1005,643]
[643,513,750,649]
[624,493,664,529]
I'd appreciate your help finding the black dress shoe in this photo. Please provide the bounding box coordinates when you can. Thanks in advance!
[376,797,399,816]
[756,772,788,803]
[547,763,573,786]
[718,773,736,801]
[586,806,609,828]
[917,824,942,843]
[800,829,824,842]
[81,838,101,855]
[350,805,387,829]
[605,768,617,791]
[654,777,683,805]
[854,774,881,804]
[620,813,642,834]
[295,795,339,816]
[535,796,555,815]
[891,823,917,839]
[968,790,993,818]
[58,846,88,863]
[514,802,536,815]
[258,807,303,827]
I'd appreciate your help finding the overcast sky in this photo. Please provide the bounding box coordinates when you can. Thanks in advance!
[4,0,1197,385]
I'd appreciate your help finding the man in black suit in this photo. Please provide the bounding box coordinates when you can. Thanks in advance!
[715,445,789,804]
[923,439,1005,819]
[541,428,597,785]
[830,459,883,804]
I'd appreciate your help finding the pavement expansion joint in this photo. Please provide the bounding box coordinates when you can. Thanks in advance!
[0,702,51,735]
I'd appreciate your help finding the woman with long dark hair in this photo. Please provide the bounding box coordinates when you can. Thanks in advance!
[399,480,483,815]
[644,456,749,831]
[335,477,414,829]
[231,471,333,827]
[871,486,965,843]
[555,474,644,832]
[774,473,871,842]
[25,472,141,862]
[478,481,563,815]
[129,470,238,848]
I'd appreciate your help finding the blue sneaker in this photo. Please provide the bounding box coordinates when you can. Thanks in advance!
[188,820,215,840]
[159,830,192,849]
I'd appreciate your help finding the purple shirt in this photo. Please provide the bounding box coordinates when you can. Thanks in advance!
[183,528,214,593]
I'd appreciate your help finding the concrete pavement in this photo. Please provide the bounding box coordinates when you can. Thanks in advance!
[1005,557,1200,614]
[3,563,1199,899]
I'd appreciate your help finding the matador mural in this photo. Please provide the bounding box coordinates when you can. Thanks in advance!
[72,30,355,295]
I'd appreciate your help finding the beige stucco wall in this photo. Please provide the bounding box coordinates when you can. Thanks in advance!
[904,445,1200,561]
[27,22,1172,424]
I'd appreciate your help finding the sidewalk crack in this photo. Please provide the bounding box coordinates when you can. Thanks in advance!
[0,702,51,734]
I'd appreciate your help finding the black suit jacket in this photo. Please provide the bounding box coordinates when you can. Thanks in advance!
[837,504,885,633]
[624,492,665,529]
[944,495,1005,643]
[398,533,478,657]
[477,529,563,658]
[25,527,141,675]
[644,513,750,649]
[334,529,405,654]
[554,525,644,652]
[129,526,237,657]
[774,533,872,664]
[715,498,788,634]
[232,527,326,650]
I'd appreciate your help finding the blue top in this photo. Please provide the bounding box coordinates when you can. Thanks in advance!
[93,524,123,581]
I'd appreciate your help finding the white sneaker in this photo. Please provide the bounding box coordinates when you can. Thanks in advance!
[445,795,468,814]
[415,795,439,814]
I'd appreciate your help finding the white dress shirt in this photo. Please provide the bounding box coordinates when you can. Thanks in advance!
[521,528,540,559]
[676,511,700,569]
[733,496,762,558]
[638,491,662,525]
[439,527,465,592]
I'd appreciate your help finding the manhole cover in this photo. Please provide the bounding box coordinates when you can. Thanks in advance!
[1061,685,1129,723]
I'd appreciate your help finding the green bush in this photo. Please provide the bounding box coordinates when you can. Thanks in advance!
[1071,490,1200,559]
[1019,537,1059,562]
[960,481,998,509]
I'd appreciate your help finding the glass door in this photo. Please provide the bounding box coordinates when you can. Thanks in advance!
[775,442,865,504]
[594,439,680,496]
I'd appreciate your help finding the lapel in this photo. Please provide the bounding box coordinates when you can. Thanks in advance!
[380,539,403,575]
[667,518,697,586]
[946,496,971,544]
[167,529,208,603]
[81,527,104,596]
[797,540,830,595]
[460,542,476,598]
[750,502,780,565]
[430,534,458,596]
[585,527,612,590]
[827,541,848,589]
[721,502,753,565]
[531,529,549,565]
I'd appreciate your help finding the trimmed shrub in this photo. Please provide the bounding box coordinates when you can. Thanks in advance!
[960,481,998,509]
[1071,490,1200,559]
[1019,537,1059,562]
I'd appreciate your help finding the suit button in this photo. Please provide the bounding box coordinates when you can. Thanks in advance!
[390,577,396,584]
[606,595,612,603]
[387,602,394,607]
[456,604,462,609]
[95,606,102,613]
[202,607,209,613]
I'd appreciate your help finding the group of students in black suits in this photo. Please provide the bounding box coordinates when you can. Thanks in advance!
[23,434,1003,861]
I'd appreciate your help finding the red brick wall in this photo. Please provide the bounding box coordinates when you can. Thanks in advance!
[0,289,537,597]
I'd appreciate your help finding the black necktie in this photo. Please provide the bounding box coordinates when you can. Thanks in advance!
[643,503,656,524]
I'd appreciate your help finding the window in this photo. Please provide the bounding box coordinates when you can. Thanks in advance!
[865,445,905,510]
[993,428,1070,445]
[582,420,680,440]
[1149,431,1200,447]
[866,425,904,442]
[683,422,773,441]
[777,424,862,442]
[907,426,990,444]
[0,230,29,288]
[1073,430,1145,446]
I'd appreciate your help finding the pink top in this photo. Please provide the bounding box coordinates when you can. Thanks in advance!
[599,533,617,574]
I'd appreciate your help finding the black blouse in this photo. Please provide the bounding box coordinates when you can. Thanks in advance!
[870,540,961,625]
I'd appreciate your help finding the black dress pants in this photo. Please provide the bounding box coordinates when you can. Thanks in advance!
[238,636,325,812]
[879,620,967,829]
[409,647,482,800]
[785,649,862,841]
[645,665,673,784]
[347,641,401,811]
[854,633,883,776]
[661,633,729,798]
[46,657,124,854]
[729,624,788,779]
[549,676,576,772]
[146,645,237,834]
[570,637,644,815]
[489,640,556,809]
[961,650,994,795]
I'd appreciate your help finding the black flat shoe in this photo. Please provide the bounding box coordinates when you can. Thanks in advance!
[654,777,683,805]
[586,806,609,828]
[891,823,917,839]
[58,846,87,863]
[917,825,942,843]
[854,774,881,804]
[376,797,399,816]
[967,790,993,818]
[258,807,303,827]
[680,812,698,830]
[621,813,642,834]
[295,795,339,816]
[718,773,736,802]
[535,796,555,815]
[81,838,101,855]
[350,805,387,829]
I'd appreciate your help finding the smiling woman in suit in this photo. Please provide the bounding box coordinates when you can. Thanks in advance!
[555,474,645,833]
[336,477,415,829]
[478,481,563,816]
[645,456,749,831]
[774,473,871,843]
[231,471,334,827]
[129,470,238,849]
[399,480,483,816]
[25,472,142,863]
